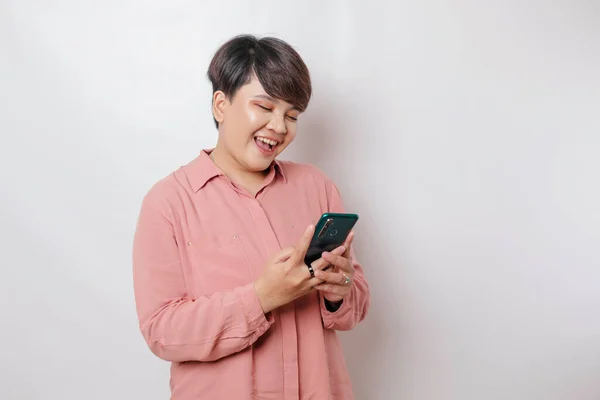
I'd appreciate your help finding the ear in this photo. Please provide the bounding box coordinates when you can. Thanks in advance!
[212,90,228,126]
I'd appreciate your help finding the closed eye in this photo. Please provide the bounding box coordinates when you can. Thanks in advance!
[286,115,298,121]
[257,105,272,111]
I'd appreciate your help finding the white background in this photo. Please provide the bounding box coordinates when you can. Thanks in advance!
[2,1,599,399]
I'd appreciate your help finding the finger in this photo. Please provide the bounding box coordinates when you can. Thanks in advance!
[313,269,351,285]
[342,232,355,257]
[293,225,315,261]
[310,245,346,271]
[313,283,348,296]
[322,252,353,273]
[307,276,325,287]
[274,246,295,263]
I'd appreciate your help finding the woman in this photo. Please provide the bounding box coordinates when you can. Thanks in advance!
[132,34,370,399]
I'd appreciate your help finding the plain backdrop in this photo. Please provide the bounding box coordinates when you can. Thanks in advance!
[1,1,599,399]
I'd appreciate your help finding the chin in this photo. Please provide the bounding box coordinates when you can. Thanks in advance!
[246,156,275,172]
[244,145,280,170]
[244,154,274,172]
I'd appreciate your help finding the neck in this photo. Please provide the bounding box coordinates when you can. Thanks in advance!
[209,144,268,193]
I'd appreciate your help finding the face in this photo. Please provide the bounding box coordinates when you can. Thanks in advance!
[212,76,301,172]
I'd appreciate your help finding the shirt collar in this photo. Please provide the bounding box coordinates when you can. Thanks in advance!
[186,149,287,192]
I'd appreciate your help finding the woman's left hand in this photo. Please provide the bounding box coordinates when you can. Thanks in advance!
[313,232,355,303]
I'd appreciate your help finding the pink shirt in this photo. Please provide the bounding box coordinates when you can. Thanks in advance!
[132,149,370,399]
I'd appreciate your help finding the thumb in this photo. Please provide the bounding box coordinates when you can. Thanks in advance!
[273,246,295,263]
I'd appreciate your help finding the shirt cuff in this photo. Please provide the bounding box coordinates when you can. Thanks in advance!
[236,282,275,332]
[324,298,343,312]
[321,291,351,317]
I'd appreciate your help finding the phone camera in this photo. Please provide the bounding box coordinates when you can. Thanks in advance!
[318,218,334,238]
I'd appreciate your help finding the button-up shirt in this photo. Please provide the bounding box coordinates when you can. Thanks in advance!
[132,149,370,399]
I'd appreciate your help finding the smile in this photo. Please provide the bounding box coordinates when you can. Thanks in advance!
[254,136,279,153]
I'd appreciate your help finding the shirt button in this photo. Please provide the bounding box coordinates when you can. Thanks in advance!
[187,241,192,246]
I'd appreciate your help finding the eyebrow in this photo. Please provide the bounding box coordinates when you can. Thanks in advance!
[253,94,298,111]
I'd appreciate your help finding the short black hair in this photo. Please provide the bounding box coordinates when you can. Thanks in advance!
[207,34,312,128]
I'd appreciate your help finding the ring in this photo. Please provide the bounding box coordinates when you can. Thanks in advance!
[307,264,315,278]
[342,273,351,285]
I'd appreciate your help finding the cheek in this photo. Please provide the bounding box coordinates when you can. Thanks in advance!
[284,128,297,143]
[226,107,265,139]
[245,108,269,130]
[245,109,259,125]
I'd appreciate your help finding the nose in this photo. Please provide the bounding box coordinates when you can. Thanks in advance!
[267,115,287,135]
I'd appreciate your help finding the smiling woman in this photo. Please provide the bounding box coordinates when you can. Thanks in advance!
[206,35,311,187]
[207,35,311,128]
[132,34,370,400]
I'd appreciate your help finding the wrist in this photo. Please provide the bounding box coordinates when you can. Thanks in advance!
[254,278,277,314]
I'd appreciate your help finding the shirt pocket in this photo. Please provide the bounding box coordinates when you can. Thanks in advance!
[188,232,254,294]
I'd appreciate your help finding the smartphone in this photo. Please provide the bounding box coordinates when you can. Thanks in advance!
[304,212,359,266]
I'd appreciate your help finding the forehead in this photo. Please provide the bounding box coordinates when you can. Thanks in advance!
[236,77,296,110]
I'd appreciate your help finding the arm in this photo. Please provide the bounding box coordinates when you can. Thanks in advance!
[319,181,371,331]
[132,192,273,363]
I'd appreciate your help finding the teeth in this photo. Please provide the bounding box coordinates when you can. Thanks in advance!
[257,137,277,146]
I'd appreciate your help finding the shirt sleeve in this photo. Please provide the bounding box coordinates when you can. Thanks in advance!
[319,180,371,331]
[132,191,274,363]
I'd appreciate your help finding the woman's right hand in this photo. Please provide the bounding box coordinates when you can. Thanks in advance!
[254,225,346,314]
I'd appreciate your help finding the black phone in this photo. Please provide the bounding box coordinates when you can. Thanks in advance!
[304,212,359,266]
